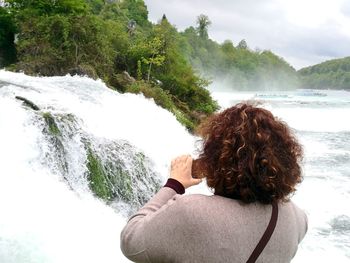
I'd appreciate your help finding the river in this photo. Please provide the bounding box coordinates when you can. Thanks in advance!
[0,71,349,262]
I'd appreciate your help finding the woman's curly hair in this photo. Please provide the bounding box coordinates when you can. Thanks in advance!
[196,103,303,204]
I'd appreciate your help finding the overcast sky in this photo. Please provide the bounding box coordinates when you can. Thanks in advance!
[144,0,350,70]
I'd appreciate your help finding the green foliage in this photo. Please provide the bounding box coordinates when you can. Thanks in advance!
[151,18,219,114]
[13,11,128,78]
[119,0,149,26]
[181,21,298,91]
[6,0,88,15]
[124,16,218,120]
[2,0,300,131]
[0,6,16,66]
[298,57,350,90]
[2,0,218,131]
[86,0,105,14]
[140,37,165,81]
[172,109,195,131]
[196,14,211,39]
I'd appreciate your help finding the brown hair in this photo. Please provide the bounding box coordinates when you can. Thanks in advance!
[195,103,303,204]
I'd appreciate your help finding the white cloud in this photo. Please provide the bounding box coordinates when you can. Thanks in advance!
[281,0,342,28]
[144,0,350,69]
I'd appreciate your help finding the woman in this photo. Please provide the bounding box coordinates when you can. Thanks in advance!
[121,103,308,263]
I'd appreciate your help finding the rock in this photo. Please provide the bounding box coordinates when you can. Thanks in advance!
[111,71,136,92]
[85,140,161,211]
[68,64,98,79]
[122,71,136,83]
[42,112,61,136]
[15,96,40,111]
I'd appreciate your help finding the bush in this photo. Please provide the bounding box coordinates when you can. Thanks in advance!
[0,7,16,66]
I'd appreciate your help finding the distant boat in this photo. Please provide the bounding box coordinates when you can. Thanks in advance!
[296,89,327,97]
[254,93,291,99]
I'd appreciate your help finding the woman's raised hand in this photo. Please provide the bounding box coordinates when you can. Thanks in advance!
[170,155,202,189]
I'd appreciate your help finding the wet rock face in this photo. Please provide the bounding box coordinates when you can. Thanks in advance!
[43,112,60,135]
[36,110,161,210]
[14,98,162,212]
[15,96,40,111]
[85,140,161,209]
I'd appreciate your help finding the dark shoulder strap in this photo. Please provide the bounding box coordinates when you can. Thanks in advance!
[246,201,279,263]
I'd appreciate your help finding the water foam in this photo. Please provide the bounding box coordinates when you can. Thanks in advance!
[0,70,196,262]
[1,71,349,262]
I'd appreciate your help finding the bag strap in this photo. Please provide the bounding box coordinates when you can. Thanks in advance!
[246,201,279,263]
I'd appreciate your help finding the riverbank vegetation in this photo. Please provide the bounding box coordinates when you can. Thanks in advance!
[298,57,350,90]
[0,0,220,130]
[1,0,303,130]
[181,16,299,91]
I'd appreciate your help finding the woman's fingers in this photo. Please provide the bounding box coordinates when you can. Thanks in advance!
[170,155,200,189]
[190,178,202,186]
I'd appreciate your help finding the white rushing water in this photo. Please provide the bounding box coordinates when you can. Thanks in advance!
[0,70,195,263]
[211,90,350,262]
[0,70,349,262]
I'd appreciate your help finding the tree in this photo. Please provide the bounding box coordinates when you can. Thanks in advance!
[86,0,105,14]
[0,6,16,66]
[120,0,149,26]
[237,39,248,49]
[5,0,88,15]
[141,37,165,82]
[182,16,299,91]
[4,0,128,77]
[196,14,211,39]
[1,0,219,130]
[298,56,350,90]
[161,14,167,22]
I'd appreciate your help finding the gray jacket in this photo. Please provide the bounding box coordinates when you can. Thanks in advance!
[121,187,308,263]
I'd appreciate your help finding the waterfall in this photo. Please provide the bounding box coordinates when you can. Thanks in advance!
[0,70,196,262]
